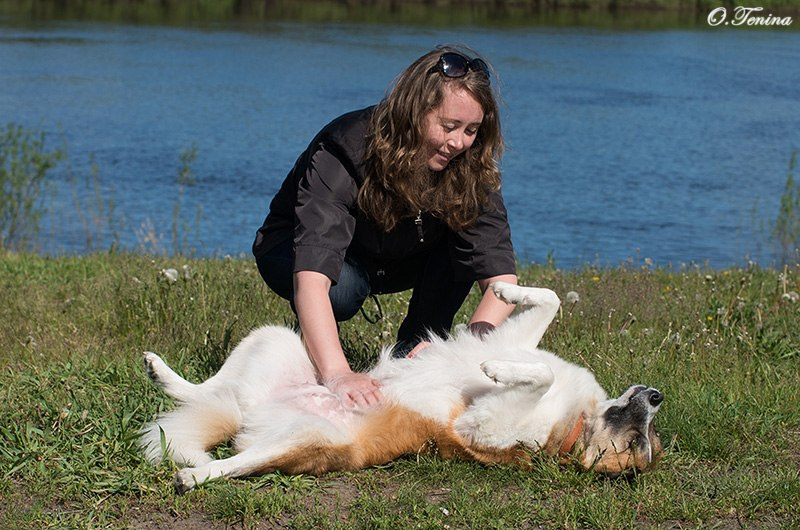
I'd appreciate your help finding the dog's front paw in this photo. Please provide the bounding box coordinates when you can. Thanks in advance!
[174,468,199,495]
[490,283,560,308]
[490,281,521,305]
[481,360,555,389]
[481,360,515,384]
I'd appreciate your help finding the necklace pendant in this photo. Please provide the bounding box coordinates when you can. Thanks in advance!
[415,210,424,243]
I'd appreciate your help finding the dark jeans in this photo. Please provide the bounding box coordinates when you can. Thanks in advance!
[255,239,473,354]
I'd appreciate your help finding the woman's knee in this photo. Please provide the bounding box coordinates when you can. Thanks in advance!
[255,242,294,301]
[257,242,370,321]
[329,255,371,321]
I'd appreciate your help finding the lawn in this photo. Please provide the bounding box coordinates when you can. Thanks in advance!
[1,251,798,528]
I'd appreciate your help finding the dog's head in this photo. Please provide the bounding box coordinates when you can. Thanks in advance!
[578,385,663,476]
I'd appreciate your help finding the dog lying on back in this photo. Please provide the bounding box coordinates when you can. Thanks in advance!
[140,282,663,493]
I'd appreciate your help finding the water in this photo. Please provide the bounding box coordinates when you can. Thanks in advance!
[1,18,799,269]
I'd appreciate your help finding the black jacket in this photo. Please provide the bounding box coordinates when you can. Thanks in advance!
[253,107,516,283]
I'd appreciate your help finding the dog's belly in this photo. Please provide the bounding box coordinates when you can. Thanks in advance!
[275,384,360,430]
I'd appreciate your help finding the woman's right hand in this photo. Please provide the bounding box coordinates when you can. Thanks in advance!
[293,271,383,408]
[324,371,383,409]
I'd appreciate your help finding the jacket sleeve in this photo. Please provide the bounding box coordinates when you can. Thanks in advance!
[293,143,358,283]
[450,189,517,282]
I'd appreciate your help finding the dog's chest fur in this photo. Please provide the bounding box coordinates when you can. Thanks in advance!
[362,332,606,451]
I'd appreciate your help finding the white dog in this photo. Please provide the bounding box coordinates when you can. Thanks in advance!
[140,282,663,493]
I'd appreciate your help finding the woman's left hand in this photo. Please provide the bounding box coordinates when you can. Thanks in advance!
[406,341,431,358]
[468,320,496,339]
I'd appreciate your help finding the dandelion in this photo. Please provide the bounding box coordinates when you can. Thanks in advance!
[565,291,580,304]
[592,276,600,282]
[782,291,799,303]
[160,268,179,283]
[182,264,193,280]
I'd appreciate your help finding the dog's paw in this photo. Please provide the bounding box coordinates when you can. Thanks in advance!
[490,281,521,304]
[490,283,560,308]
[481,360,514,384]
[481,360,554,389]
[174,468,198,495]
[143,351,166,383]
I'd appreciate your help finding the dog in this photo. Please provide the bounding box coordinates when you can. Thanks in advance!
[140,282,663,493]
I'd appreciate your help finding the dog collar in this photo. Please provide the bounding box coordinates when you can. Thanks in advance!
[559,415,584,455]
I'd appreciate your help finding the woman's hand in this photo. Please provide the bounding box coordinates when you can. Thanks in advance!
[468,321,496,339]
[324,371,383,408]
[293,271,384,409]
[406,340,431,358]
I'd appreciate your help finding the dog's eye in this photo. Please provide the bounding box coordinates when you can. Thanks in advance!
[628,433,648,450]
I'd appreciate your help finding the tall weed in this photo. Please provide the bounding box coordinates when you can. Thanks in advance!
[772,151,800,264]
[0,124,64,251]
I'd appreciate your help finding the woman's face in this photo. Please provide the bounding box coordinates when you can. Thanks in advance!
[423,84,484,171]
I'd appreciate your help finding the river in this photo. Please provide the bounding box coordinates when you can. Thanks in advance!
[1,14,799,268]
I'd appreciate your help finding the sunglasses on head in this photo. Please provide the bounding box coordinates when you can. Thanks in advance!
[430,52,491,79]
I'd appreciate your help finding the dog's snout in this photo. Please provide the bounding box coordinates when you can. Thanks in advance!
[648,390,663,407]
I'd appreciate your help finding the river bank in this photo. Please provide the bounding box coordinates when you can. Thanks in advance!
[1,0,798,28]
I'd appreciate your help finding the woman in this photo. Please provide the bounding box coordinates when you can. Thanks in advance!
[253,46,518,409]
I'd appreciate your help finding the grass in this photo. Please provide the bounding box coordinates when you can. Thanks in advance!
[1,251,799,528]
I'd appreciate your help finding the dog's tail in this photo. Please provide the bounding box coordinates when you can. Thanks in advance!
[139,391,242,467]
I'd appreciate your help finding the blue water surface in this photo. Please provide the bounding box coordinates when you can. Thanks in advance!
[1,19,798,268]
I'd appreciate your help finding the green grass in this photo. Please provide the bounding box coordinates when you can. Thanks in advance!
[1,251,799,528]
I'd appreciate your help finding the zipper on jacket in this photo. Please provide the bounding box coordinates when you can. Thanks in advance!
[414,210,424,243]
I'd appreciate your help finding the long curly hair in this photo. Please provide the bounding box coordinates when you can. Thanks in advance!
[358,45,504,233]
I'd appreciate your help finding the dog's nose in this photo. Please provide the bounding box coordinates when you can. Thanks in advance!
[648,390,663,406]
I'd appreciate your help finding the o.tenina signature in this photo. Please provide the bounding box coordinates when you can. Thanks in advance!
[708,6,794,27]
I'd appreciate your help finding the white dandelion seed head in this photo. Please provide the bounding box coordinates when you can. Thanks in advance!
[565,291,580,304]
[160,268,179,283]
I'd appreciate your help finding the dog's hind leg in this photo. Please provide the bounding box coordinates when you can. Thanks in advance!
[490,282,561,349]
[173,435,343,494]
[144,351,203,403]
[172,409,356,493]
[173,445,281,494]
